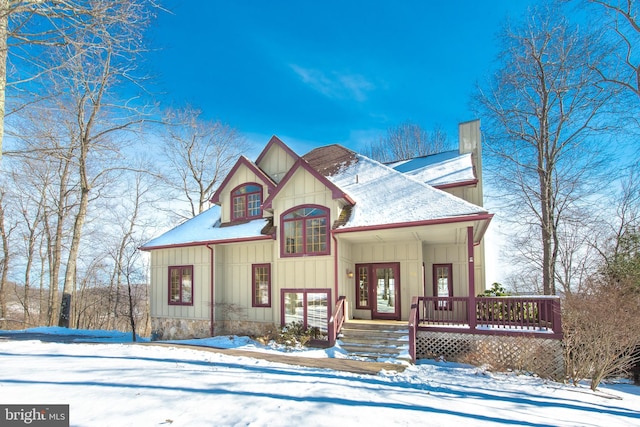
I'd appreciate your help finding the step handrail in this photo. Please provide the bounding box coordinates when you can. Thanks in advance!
[328,296,346,347]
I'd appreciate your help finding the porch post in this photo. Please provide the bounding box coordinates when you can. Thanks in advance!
[467,226,476,330]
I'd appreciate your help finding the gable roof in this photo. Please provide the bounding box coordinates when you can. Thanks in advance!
[142,139,491,250]
[388,150,477,188]
[311,147,487,229]
[255,135,300,166]
[262,155,356,209]
[210,155,276,204]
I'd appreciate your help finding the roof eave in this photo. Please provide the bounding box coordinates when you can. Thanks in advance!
[332,213,494,243]
[139,234,275,251]
[433,179,479,190]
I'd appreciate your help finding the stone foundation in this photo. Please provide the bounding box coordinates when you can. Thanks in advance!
[417,331,565,380]
[151,317,277,341]
[151,318,211,341]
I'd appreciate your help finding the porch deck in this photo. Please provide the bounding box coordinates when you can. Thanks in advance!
[409,295,563,363]
[329,295,563,363]
[414,296,562,337]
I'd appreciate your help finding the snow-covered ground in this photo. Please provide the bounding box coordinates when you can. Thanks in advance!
[1,328,639,426]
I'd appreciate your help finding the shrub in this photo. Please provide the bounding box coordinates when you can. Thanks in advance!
[275,321,321,348]
[563,277,640,390]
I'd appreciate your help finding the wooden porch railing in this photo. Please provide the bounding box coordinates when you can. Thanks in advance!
[416,296,563,339]
[408,296,419,363]
[328,296,346,347]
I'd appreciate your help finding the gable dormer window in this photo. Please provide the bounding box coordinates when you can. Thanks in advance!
[281,205,330,257]
[232,183,262,221]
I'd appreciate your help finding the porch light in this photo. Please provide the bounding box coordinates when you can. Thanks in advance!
[346,269,354,278]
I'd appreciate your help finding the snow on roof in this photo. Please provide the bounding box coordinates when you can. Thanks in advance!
[388,150,475,186]
[142,146,487,249]
[140,205,267,249]
[327,154,487,228]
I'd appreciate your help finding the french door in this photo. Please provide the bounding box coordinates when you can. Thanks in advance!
[355,263,400,320]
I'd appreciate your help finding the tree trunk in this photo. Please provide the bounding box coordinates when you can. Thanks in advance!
[47,157,72,326]
[38,241,45,324]
[540,169,556,295]
[59,184,89,327]
[0,0,8,162]
[127,278,137,342]
[0,193,8,329]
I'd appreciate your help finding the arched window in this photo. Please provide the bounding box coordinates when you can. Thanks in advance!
[231,184,262,220]
[281,205,330,256]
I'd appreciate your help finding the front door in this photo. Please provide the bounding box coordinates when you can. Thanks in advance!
[356,263,400,320]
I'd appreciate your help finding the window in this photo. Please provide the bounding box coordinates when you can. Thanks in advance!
[231,184,262,220]
[355,265,370,309]
[281,206,329,257]
[281,289,330,337]
[433,264,453,310]
[252,264,271,307]
[169,266,193,305]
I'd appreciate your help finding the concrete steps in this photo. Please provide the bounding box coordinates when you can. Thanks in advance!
[339,321,410,362]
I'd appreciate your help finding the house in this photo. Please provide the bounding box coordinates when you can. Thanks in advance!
[140,120,493,341]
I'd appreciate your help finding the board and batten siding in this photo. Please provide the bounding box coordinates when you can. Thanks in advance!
[214,241,274,323]
[423,243,475,297]
[442,186,482,208]
[349,240,423,321]
[257,143,297,184]
[266,166,343,324]
[275,167,340,210]
[150,246,211,320]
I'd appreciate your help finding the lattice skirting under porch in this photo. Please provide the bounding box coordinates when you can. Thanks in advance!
[416,331,565,380]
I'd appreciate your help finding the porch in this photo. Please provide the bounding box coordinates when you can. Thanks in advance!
[329,295,563,363]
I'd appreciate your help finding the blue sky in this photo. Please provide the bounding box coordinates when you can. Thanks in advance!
[147,1,534,154]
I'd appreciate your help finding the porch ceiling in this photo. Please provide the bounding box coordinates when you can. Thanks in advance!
[334,218,488,245]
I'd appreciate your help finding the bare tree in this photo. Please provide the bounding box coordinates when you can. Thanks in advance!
[105,166,154,333]
[13,167,46,323]
[0,1,163,162]
[475,2,622,295]
[30,0,155,327]
[0,187,11,328]
[162,106,247,218]
[362,122,451,163]
[0,3,161,331]
[582,0,640,99]
[554,217,604,294]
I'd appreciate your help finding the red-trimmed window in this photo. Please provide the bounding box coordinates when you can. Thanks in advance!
[281,205,329,257]
[252,263,271,307]
[169,265,193,305]
[281,289,330,336]
[433,264,453,310]
[231,183,262,220]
